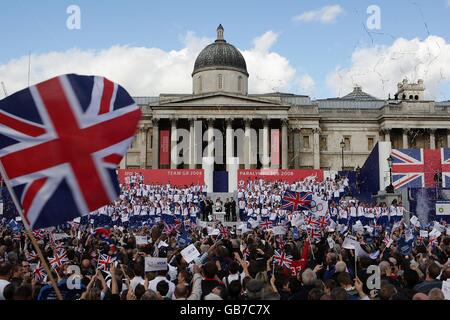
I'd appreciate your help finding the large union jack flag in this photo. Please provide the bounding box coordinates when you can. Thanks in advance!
[0,74,141,229]
[391,148,441,189]
[442,148,450,188]
[281,191,313,212]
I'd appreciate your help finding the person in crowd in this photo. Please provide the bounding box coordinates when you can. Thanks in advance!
[0,174,448,301]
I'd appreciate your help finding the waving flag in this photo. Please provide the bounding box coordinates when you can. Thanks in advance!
[97,254,116,271]
[33,262,47,282]
[305,215,319,227]
[220,226,230,238]
[259,220,273,230]
[48,250,68,270]
[273,250,293,269]
[442,148,450,188]
[26,250,39,262]
[391,148,441,189]
[281,191,313,212]
[307,228,321,243]
[0,74,141,229]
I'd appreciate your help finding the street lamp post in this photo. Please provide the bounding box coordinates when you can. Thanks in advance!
[340,139,345,171]
[386,155,394,193]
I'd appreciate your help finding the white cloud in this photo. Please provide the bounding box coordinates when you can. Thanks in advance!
[293,5,343,24]
[0,31,297,97]
[242,31,297,93]
[326,36,450,100]
[298,74,315,96]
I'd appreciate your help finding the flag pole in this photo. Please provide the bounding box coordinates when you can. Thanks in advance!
[306,232,316,260]
[0,161,63,300]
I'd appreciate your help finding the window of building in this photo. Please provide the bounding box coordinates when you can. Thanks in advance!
[319,135,328,151]
[302,135,310,149]
[218,74,223,90]
[344,136,351,151]
[367,136,374,151]
[238,76,242,92]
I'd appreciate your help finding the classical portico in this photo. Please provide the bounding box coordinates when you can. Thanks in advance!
[121,25,450,177]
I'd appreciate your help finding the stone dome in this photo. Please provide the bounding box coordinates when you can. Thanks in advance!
[192,25,248,77]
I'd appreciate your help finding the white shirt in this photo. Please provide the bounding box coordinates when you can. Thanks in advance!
[148,276,175,298]
[130,276,145,291]
[0,279,9,300]
[222,272,246,286]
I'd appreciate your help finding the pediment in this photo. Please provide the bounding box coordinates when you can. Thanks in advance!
[156,92,284,108]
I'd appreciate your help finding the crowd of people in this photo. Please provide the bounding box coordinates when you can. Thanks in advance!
[0,173,449,301]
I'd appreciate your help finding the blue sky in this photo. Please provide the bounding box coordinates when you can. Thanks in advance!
[1,0,450,100]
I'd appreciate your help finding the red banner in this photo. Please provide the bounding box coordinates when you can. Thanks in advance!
[118,169,204,186]
[159,130,170,166]
[238,169,323,184]
[271,129,280,166]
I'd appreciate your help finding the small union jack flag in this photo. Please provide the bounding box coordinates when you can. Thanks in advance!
[163,223,179,235]
[305,215,320,227]
[281,191,313,212]
[48,250,68,270]
[26,250,39,262]
[33,229,45,240]
[307,228,321,243]
[318,216,329,229]
[33,262,46,282]
[260,220,273,230]
[220,226,230,238]
[273,250,293,269]
[97,254,116,271]
[428,236,439,248]
[383,235,393,247]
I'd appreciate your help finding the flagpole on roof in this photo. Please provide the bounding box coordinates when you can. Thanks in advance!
[0,161,64,300]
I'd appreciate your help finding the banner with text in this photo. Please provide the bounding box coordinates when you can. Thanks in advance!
[159,130,170,166]
[119,169,204,186]
[237,169,323,185]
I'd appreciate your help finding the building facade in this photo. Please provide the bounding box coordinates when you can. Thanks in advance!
[121,25,450,172]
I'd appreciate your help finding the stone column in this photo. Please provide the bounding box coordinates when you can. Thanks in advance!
[430,129,436,149]
[261,119,270,169]
[293,128,301,169]
[225,118,234,168]
[447,129,450,148]
[281,119,288,169]
[402,129,409,148]
[313,127,321,169]
[384,128,391,143]
[139,125,149,169]
[170,118,178,169]
[206,118,215,158]
[189,118,196,169]
[152,118,159,169]
[244,118,251,169]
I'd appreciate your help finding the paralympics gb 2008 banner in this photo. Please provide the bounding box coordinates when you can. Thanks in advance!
[118,169,204,186]
[237,169,323,185]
